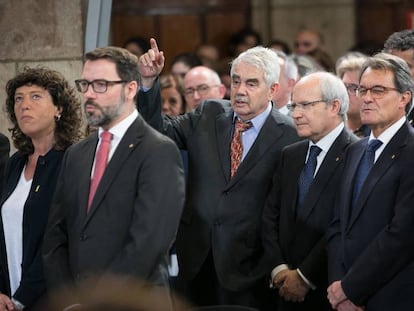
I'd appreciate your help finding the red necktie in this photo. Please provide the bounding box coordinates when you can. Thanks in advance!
[88,131,113,211]
[230,119,252,178]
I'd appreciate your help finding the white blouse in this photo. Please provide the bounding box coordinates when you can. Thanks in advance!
[1,167,32,295]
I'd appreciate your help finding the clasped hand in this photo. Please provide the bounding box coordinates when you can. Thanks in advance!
[273,269,309,302]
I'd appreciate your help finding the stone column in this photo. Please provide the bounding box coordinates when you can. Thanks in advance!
[0,0,85,153]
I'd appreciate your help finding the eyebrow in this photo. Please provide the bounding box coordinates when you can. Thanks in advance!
[245,78,259,84]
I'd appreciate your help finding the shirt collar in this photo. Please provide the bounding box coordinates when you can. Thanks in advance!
[233,102,272,132]
[370,116,406,145]
[98,109,138,140]
[309,122,344,153]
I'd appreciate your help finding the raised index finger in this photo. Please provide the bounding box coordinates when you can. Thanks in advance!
[150,38,159,53]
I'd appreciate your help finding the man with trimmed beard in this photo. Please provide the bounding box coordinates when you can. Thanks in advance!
[42,47,185,307]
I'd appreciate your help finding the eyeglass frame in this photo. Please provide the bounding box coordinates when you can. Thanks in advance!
[286,99,327,112]
[74,79,128,93]
[356,85,399,99]
[344,83,359,96]
[184,84,220,97]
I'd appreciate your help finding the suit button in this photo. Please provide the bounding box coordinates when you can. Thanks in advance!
[214,222,221,227]
[223,191,229,195]
[80,234,88,241]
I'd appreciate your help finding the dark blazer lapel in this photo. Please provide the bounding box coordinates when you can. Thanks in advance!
[85,117,143,223]
[301,129,352,221]
[230,110,284,184]
[349,124,409,227]
[77,134,99,219]
[216,112,233,183]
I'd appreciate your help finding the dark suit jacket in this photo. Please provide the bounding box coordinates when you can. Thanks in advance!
[328,122,414,310]
[0,133,10,198]
[42,116,185,290]
[0,149,64,308]
[138,82,301,291]
[262,127,357,311]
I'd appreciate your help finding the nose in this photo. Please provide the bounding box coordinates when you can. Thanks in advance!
[19,96,30,110]
[291,107,302,119]
[236,82,248,95]
[193,90,201,99]
[361,91,374,103]
[83,84,96,98]
[161,100,169,114]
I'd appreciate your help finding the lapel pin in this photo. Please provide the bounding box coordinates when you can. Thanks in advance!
[336,156,340,161]
[129,144,134,148]
[35,185,40,192]
[391,154,395,159]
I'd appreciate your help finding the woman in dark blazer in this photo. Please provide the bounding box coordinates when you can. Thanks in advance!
[0,67,82,310]
[0,133,10,198]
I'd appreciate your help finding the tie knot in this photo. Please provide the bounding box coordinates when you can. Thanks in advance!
[308,145,322,159]
[100,131,113,142]
[367,139,382,153]
[235,119,253,132]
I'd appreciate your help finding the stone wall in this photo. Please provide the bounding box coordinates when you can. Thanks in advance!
[0,0,85,153]
[252,0,355,61]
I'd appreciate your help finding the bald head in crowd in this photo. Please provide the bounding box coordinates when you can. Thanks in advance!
[183,66,226,110]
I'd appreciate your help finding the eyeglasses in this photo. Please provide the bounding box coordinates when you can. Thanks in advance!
[356,85,399,99]
[74,79,127,93]
[184,84,218,97]
[344,83,358,96]
[287,99,326,112]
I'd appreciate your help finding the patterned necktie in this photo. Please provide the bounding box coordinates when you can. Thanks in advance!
[88,131,113,211]
[297,145,322,210]
[230,119,253,178]
[352,139,382,206]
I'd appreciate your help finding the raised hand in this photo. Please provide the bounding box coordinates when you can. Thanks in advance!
[138,38,165,88]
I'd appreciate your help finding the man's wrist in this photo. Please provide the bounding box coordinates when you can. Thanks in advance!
[296,268,316,290]
[140,76,158,89]
[12,297,25,310]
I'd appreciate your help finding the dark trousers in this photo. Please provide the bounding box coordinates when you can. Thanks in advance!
[177,252,277,311]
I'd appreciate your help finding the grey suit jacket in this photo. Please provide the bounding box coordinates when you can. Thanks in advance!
[328,122,414,310]
[43,116,185,289]
[262,127,357,310]
[138,82,301,291]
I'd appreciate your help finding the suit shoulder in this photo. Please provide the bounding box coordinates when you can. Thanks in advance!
[269,108,296,130]
[64,134,96,156]
[282,140,308,154]
[140,120,180,150]
[195,99,232,115]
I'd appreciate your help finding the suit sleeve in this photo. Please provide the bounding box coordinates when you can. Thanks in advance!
[137,77,203,150]
[103,138,185,280]
[42,151,73,288]
[261,150,286,273]
[136,78,163,131]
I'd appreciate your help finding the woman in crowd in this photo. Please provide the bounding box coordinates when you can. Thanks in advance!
[160,74,186,116]
[0,67,83,310]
